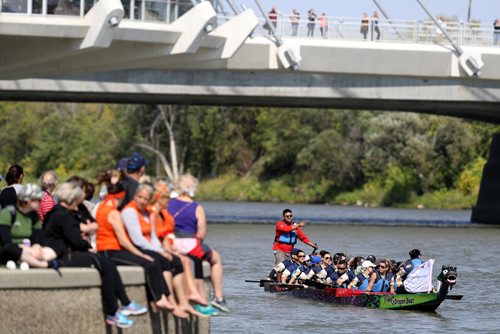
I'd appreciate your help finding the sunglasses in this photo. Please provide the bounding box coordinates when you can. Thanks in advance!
[324,256,331,260]
[337,267,347,270]
[285,215,293,218]
[298,255,305,258]
[380,265,387,269]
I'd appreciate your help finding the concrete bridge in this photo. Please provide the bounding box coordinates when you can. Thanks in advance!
[1,0,500,123]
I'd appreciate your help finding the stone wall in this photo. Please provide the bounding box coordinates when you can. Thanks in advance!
[0,266,210,334]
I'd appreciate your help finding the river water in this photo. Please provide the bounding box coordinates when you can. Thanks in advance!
[201,201,500,333]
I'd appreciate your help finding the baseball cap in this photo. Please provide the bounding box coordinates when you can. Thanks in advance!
[310,256,322,265]
[116,158,128,171]
[18,184,44,201]
[126,152,147,172]
[362,260,376,268]
[290,248,303,256]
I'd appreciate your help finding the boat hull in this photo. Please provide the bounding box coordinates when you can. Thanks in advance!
[270,286,444,311]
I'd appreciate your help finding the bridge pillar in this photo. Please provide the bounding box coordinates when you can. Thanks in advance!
[471,133,500,224]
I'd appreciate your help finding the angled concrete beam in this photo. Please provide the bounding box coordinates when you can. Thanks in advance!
[80,0,124,49]
[114,20,181,44]
[169,1,217,54]
[201,9,259,59]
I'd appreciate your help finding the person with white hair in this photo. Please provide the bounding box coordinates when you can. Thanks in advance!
[168,174,230,314]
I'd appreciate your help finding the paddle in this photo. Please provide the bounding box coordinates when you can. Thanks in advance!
[445,294,463,300]
[245,279,276,287]
[303,279,333,289]
[268,282,305,292]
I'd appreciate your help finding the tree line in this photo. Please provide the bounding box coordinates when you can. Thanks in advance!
[1,102,498,208]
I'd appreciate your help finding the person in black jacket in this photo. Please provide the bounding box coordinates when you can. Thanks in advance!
[0,164,24,209]
[44,182,147,329]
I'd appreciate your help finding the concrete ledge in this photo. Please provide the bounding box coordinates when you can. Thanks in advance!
[0,262,211,289]
[0,263,212,333]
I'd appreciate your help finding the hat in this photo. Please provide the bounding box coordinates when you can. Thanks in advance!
[116,158,128,171]
[290,248,302,256]
[18,183,44,201]
[362,260,376,268]
[310,256,322,265]
[126,152,147,172]
[366,255,376,263]
[304,255,311,262]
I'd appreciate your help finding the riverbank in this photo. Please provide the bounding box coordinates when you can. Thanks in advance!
[197,175,477,210]
[200,201,475,227]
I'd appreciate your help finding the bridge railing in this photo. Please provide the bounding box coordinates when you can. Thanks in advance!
[2,1,499,47]
[0,0,195,22]
[217,14,499,48]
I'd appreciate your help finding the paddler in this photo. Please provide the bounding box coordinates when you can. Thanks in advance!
[273,209,318,265]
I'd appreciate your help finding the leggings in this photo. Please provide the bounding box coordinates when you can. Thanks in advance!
[63,251,130,315]
[99,250,170,301]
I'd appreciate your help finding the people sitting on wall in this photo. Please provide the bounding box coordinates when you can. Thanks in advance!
[94,174,189,317]
[150,178,208,309]
[43,181,147,329]
[121,183,201,318]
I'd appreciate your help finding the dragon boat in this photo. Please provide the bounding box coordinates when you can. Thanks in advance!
[258,265,460,311]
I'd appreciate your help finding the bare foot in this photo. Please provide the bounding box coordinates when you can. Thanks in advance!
[155,297,175,311]
[188,293,208,306]
[171,307,189,319]
[181,304,203,317]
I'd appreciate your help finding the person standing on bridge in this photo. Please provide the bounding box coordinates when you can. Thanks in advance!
[273,208,318,265]
[360,12,369,40]
[307,9,317,37]
[436,16,447,43]
[268,6,278,35]
[372,11,381,40]
[290,9,300,36]
[319,13,328,38]
[493,19,500,45]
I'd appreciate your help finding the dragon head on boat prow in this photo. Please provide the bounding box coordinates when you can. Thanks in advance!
[437,265,458,287]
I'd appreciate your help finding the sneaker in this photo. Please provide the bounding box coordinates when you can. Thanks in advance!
[194,304,220,317]
[211,297,231,313]
[106,312,135,328]
[6,260,16,270]
[119,301,148,316]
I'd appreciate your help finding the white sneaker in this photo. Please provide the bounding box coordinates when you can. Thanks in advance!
[6,260,16,270]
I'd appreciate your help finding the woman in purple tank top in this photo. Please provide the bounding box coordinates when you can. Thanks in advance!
[168,174,230,314]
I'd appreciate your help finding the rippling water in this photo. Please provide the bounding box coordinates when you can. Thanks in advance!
[201,202,500,333]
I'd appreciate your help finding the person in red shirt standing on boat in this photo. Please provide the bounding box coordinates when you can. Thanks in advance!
[273,208,317,265]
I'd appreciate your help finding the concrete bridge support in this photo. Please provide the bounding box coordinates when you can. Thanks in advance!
[471,133,500,224]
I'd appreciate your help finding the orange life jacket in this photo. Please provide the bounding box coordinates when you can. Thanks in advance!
[125,201,152,242]
[154,208,175,239]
